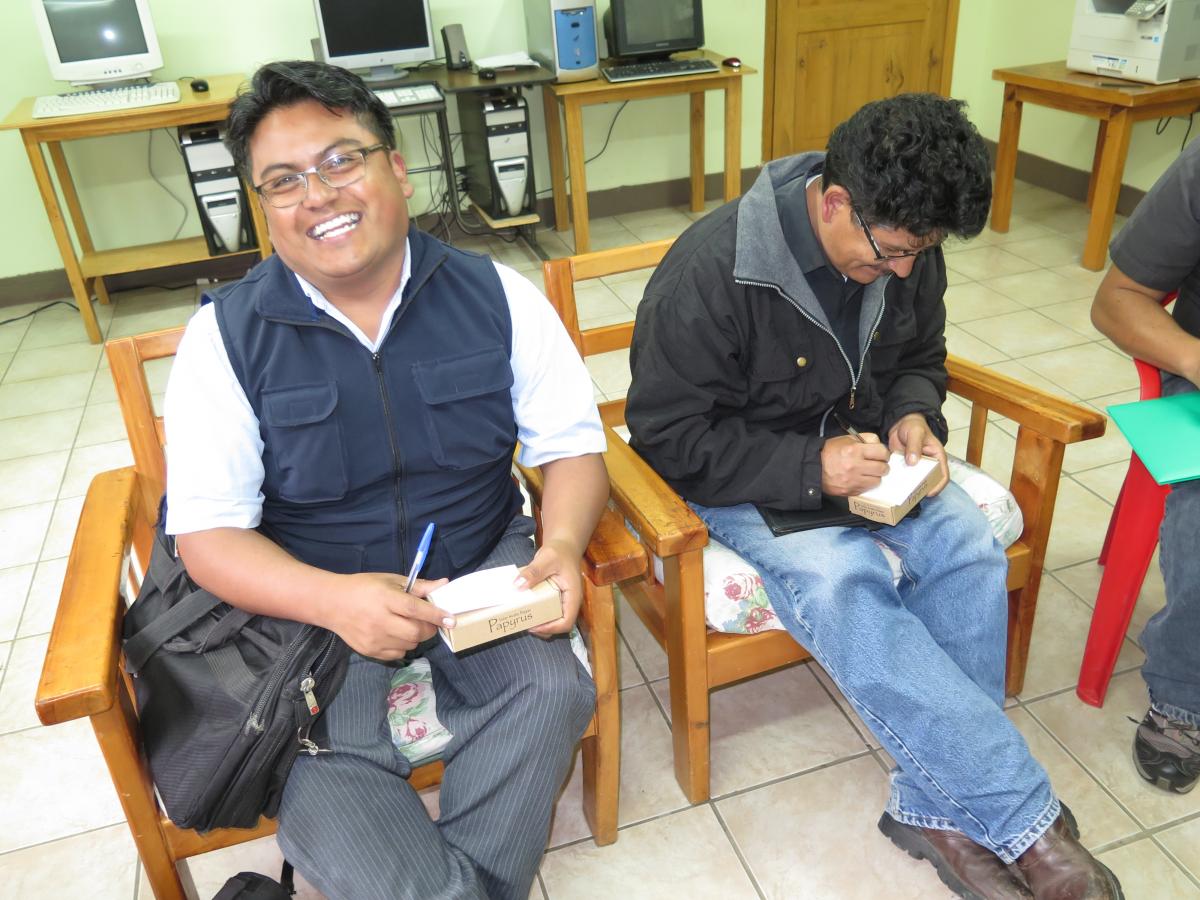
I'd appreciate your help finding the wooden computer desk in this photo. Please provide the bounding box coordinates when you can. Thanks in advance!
[991,61,1200,271]
[543,49,754,253]
[1,75,270,343]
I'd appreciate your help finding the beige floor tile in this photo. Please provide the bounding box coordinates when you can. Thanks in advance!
[941,245,1041,281]
[0,718,125,853]
[41,494,85,561]
[0,407,83,462]
[1096,836,1200,897]
[981,267,1099,307]
[18,301,113,351]
[979,213,1060,247]
[650,663,869,797]
[540,805,757,900]
[986,358,1082,402]
[1063,416,1131,474]
[1049,264,1108,298]
[1016,577,1142,702]
[960,310,1090,359]
[0,824,138,900]
[1027,670,1200,829]
[575,281,632,324]
[75,400,127,447]
[0,633,48,734]
[546,749,591,849]
[0,351,11,380]
[1017,343,1138,401]
[574,228,643,253]
[164,833,324,899]
[617,635,645,690]
[0,450,69,510]
[1012,183,1076,214]
[0,372,93,420]
[105,299,199,340]
[3,343,102,385]
[489,240,542,273]
[1044,478,1114,571]
[58,439,133,499]
[1050,552,1167,644]
[1007,707,1141,849]
[604,684,691,826]
[1038,297,1105,341]
[1031,201,1099,236]
[613,208,695,231]
[1003,234,1091,269]
[615,594,668,682]
[944,323,1008,365]
[717,755,950,900]
[0,564,34,642]
[0,317,31,353]
[624,220,690,243]
[1158,815,1200,883]
[945,421,1016,487]
[583,348,631,397]
[18,557,67,638]
[0,503,54,569]
[943,282,1023,324]
[602,271,652,306]
[944,265,972,286]
[1072,461,1128,506]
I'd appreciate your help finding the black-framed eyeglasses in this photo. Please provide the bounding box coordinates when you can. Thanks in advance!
[253,144,387,208]
[853,208,922,261]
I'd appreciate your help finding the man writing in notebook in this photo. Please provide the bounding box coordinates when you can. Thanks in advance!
[162,61,608,899]
[627,94,1122,899]
[1091,140,1200,797]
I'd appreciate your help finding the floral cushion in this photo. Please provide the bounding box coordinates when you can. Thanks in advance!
[387,630,591,765]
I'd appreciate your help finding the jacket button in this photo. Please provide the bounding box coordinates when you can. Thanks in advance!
[873,331,880,342]
[795,356,808,368]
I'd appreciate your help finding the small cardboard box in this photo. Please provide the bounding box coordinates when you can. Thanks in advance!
[848,454,941,526]
[432,566,562,652]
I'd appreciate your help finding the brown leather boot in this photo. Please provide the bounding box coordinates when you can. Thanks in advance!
[1015,814,1124,899]
[879,813,1033,899]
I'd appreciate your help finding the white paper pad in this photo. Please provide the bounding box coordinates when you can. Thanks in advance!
[856,453,938,505]
[474,52,539,69]
[430,564,524,614]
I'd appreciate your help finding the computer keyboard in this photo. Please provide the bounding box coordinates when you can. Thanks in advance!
[32,81,182,119]
[372,83,444,110]
[602,58,720,83]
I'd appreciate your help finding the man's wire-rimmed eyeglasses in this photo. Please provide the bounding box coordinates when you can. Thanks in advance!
[853,208,922,261]
[253,144,387,208]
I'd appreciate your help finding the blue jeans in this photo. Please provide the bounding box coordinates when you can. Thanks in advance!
[691,481,1058,863]
[1142,374,1200,726]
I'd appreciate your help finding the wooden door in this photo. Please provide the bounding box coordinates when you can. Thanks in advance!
[762,0,960,160]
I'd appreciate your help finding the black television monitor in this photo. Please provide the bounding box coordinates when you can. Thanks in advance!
[313,0,436,83]
[604,0,705,61]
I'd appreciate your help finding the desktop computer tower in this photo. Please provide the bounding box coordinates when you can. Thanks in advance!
[178,124,257,256]
[523,0,599,83]
[457,89,534,220]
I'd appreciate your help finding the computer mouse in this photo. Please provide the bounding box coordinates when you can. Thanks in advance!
[190,78,209,93]
[722,57,742,69]
[478,68,497,81]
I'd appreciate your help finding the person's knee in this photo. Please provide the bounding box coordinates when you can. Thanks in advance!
[512,647,596,739]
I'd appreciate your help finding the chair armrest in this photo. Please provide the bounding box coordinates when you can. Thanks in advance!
[946,354,1107,445]
[35,467,138,727]
[602,429,707,558]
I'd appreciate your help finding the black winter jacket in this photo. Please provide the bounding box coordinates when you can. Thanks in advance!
[626,153,950,511]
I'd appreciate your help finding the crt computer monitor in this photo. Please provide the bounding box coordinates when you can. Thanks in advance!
[313,0,437,83]
[605,0,704,60]
[31,0,165,87]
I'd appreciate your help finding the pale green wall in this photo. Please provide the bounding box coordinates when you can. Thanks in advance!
[0,0,763,281]
[1,0,1188,283]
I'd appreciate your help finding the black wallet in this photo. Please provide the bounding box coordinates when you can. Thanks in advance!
[756,495,920,537]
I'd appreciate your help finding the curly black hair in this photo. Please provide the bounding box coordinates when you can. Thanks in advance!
[822,93,991,242]
[225,60,396,181]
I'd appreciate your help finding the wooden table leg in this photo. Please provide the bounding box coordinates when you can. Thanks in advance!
[542,85,569,234]
[1084,107,1133,271]
[23,135,101,343]
[47,142,113,308]
[723,78,743,202]
[990,84,1023,233]
[563,97,590,253]
[1087,119,1108,211]
[689,92,705,212]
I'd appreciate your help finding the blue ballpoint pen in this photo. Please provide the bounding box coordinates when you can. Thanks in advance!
[404,522,436,592]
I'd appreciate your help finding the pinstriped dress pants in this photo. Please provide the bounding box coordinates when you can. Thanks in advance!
[276,517,596,899]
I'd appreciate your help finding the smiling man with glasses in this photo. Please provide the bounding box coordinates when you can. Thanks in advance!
[155,60,610,900]
[627,94,1122,900]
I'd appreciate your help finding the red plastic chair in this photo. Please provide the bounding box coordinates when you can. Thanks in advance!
[1077,292,1177,707]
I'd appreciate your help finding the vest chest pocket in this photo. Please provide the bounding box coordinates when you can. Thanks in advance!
[412,347,516,470]
[260,382,348,503]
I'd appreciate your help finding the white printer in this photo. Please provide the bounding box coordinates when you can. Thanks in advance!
[1068,0,1200,84]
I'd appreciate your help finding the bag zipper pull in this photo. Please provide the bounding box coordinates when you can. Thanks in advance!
[849,388,856,410]
[300,675,320,715]
[296,723,331,756]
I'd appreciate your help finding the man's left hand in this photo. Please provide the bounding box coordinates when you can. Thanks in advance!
[517,538,584,637]
[887,412,950,496]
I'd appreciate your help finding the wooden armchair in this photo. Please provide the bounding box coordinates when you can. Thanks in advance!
[543,240,1108,803]
[35,326,644,899]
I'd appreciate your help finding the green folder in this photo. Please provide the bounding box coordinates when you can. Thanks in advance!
[1108,391,1200,485]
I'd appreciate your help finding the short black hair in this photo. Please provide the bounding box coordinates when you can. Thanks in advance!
[225,60,395,181]
[822,93,991,242]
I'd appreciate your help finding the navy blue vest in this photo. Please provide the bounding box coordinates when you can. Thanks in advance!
[210,229,523,581]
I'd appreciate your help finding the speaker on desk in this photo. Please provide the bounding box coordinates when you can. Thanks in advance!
[442,24,471,70]
[457,89,533,220]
